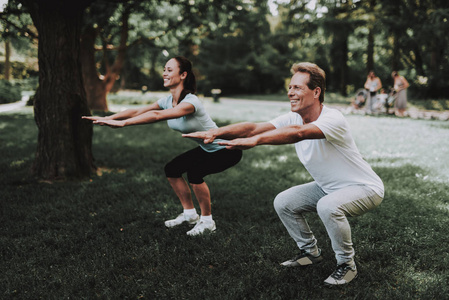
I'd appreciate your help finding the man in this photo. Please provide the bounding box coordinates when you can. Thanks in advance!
[183,62,384,286]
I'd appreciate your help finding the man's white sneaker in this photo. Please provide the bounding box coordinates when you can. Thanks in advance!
[280,249,323,267]
[324,263,358,286]
[186,220,216,236]
[164,213,199,228]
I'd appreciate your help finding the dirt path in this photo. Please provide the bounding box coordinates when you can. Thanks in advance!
[2,96,448,121]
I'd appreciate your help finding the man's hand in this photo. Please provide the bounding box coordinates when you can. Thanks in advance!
[218,137,258,150]
[183,130,216,144]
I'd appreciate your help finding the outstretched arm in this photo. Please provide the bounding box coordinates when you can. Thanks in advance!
[83,102,195,128]
[82,102,161,123]
[183,122,276,144]
[218,123,325,150]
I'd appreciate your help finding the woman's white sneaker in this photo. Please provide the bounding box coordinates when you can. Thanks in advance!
[186,220,216,236]
[164,213,199,228]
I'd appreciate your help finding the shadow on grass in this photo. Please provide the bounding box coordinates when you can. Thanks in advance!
[1,114,448,299]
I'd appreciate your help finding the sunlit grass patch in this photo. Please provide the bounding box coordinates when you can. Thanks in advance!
[1,104,449,299]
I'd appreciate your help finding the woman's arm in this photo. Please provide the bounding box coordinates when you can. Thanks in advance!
[376,78,382,91]
[364,76,372,90]
[82,102,162,122]
[401,76,410,89]
[88,102,195,128]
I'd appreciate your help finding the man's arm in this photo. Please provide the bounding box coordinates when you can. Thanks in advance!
[218,123,325,150]
[182,122,276,144]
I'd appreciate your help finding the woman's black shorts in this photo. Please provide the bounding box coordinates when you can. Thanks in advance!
[164,147,242,184]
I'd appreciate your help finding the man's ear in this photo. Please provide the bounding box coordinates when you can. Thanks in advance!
[314,87,321,99]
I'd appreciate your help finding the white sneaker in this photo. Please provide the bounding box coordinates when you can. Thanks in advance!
[324,263,358,286]
[186,220,216,236]
[164,213,199,228]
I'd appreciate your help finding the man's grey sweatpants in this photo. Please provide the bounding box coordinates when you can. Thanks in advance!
[274,181,383,266]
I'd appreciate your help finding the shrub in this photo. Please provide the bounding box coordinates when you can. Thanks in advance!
[0,80,22,104]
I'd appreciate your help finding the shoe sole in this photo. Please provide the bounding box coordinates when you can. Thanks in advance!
[165,218,199,228]
[324,273,358,287]
[281,256,323,267]
[186,225,216,236]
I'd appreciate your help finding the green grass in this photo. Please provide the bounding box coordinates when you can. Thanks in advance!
[1,103,449,299]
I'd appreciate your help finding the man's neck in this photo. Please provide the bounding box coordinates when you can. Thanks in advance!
[301,103,323,124]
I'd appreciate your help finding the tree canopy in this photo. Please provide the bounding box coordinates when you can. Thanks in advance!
[1,0,448,181]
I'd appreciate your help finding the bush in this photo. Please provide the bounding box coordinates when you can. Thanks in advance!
[0,80,22,104]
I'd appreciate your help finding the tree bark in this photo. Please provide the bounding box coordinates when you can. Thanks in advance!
[366,26,374,72]
[80,25,108,111]
[4,34,11,80]
[21,0,95,180]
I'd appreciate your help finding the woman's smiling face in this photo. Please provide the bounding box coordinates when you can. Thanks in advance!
[163,58,186,89]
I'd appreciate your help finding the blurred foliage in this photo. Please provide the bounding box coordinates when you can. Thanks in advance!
[0,79,21,103]
[1,0,449,100]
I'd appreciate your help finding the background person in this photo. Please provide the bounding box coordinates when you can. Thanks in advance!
[364,70,382,113]
[392,71,410,117]
[83,56,242,236]
[184,62,384,286]
[351,89,368,110]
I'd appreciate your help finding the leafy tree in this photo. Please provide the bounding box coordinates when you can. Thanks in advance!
[0,0,37,80]
[195,0,287,95]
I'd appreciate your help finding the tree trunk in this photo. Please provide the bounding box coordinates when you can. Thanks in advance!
[22,0,95,180]
[367,26,374,72]
[80,7,129,112]
[391,32,401,71]
[80,25,109,111]
[4,35,11,80]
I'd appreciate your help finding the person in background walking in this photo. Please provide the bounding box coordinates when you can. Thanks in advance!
[392,71,410,117]
[364,70,382,113]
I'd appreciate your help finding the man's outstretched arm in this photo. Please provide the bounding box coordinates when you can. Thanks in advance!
[218,123,325,150]
[182,122,276,144]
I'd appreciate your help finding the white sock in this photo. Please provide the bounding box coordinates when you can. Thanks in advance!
[200,215,213,222]
[183,208,197,218]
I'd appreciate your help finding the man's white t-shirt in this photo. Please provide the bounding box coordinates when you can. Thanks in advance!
[270,106,384,197]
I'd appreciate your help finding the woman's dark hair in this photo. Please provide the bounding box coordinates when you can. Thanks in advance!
[173,56,196,103]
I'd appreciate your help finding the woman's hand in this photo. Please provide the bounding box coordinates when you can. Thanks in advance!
[82,116,108,122]
[183,130,216,144]
[83,116,125,128]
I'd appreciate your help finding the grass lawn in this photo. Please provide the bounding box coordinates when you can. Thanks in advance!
[1,99,449,299]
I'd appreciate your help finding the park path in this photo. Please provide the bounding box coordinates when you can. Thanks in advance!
[1,95,448,121]
[0,95,29,113]
[217,97,449,121]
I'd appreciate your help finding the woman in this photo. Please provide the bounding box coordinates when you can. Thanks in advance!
[83,56,242,236]
[364,70,382,113]
[392,71,410,117]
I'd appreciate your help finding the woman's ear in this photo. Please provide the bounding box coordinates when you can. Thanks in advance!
[180,71,187,80]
